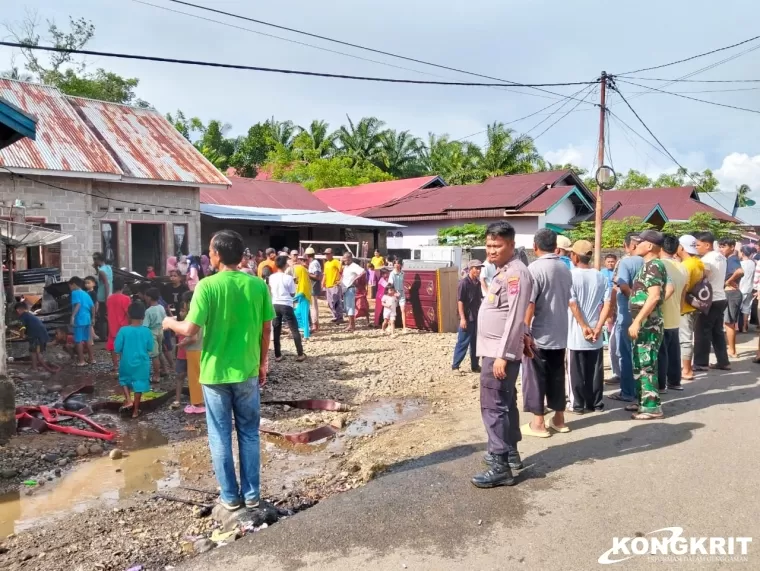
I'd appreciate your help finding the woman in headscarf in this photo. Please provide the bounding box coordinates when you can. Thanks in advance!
[200,254,210,276]
[177,255,189,276]
[166,256,178,275]
[238,248,255,275]
[186,255,203,291]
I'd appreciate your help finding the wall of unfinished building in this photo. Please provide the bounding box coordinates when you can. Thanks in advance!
[0,173,201,294]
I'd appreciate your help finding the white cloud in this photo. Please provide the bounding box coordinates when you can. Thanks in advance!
[715,153,760,191]
[544,144,594,170]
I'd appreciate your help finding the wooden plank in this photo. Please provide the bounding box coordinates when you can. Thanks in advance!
[436,267,459,333]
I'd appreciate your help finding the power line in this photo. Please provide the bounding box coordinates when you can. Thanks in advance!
[615,34,760,76]
[532,85,598,140]
[163,0,598,105]
[0,41,597,88]
[625,85,760,94]
[128,0,570,103]
[621,75,760,84]
[615,78,760,115]
[607,109,669,170]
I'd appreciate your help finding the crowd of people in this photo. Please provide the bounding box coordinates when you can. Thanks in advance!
[460,221,760,489]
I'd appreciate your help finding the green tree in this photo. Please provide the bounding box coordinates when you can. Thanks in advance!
[277,156,392,191]
[6,14,148,106]
[337,116,385,164]
[437,223,486,247]
[662,212,740,239]
[292,120,337,161]
[265,118,296,150]
[165,110,204,140]
[546,163,588,177]
[567,217,654,248]
[617,169,653,190]
[479,122,544,177]
[376,129,423,177]
[736,184,754,207]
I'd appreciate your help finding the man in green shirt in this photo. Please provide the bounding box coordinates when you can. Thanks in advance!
[163,230,274,511]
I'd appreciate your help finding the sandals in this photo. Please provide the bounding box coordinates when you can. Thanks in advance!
[607,393,634,402]
[548,422,570,434]
[521,423,551,438]
[631,411,663,420]
[709,364,731,371]
[624,404,639,412]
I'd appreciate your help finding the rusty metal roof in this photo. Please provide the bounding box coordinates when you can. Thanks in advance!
[68,96,229,186]
[0,78,228,187]
[0,79,122,176]
[202,176,331,210]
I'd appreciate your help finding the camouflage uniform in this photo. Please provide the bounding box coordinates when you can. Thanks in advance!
[628,258,667,414]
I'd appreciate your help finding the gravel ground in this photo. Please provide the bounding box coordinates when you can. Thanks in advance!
[0,315,482,570]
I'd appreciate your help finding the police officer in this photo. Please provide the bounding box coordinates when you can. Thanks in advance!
[472,221,533,488]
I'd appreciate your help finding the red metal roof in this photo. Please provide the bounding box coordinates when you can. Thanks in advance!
[364,170,580,218]
[603,187,739,222]
[519,185,577,213]
[316,175,443,215]
[68,97,229,186]
[0,79,122,175]
[201,176,331,210]
[0,78,229,187]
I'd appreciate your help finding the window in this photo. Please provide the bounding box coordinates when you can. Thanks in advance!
[173,224,189,257]
[25,223,62,270]
[101,222,118,266]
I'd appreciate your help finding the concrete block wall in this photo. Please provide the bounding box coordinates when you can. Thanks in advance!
[0,173,202,279]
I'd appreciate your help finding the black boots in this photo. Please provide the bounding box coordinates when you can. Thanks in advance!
[483,450,523,470]
[471,454,516,488]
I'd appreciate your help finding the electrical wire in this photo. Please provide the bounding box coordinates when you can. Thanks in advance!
[128,0,573,103]
[163,0,598,105]
[620,75,760,84]
[615,78,760,115]
[625,85,760,94]
[0,41,598,88]
[615,34,760,76]
[531,84,598,140]
[608,109,668,171]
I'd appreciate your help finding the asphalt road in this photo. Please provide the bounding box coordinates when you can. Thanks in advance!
[182,339,760,571]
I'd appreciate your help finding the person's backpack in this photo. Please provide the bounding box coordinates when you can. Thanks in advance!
[686,277,713,315]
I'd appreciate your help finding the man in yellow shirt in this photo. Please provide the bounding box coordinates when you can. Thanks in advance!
[370,249,386,271]
[676,235,705,380]
[321,248,344,323]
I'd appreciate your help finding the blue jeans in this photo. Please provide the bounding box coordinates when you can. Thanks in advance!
[452,321,479,370]
[614,314,636,400]
[202,378,261,504]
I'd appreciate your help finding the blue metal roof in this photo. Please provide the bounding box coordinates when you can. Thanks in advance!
[697,191,738,217]
[201,203,402,229]
[0,96,36,149]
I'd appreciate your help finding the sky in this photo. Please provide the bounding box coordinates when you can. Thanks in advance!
[3,0,760,191]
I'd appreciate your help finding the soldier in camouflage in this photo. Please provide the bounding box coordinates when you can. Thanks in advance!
[627,229,668,420]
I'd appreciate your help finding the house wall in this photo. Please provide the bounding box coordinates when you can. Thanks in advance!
[541,196,577,226]
[1,173,201,293]
[387,217,540,250]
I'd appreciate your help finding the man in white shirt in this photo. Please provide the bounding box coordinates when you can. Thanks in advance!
[738,245,756,333]
[268,255,305,362]
[305,247,322,333]
[694,231,730,370]
[341,252,365,332]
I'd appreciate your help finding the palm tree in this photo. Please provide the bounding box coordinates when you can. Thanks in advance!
[265,117,296,149]
[737,184,754,207]
[479,122,543,177]
[294,120,336,160]
[444,141,484,185]
[337,115,385,164]
[376,129,422,176]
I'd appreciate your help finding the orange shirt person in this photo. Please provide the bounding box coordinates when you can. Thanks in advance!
[257,248,277,279]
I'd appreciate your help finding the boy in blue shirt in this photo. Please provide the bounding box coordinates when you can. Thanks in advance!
[69,276,95,366]
[14,302,60,373]
[115,301,154,418]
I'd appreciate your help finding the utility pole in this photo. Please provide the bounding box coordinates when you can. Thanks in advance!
[594,71,608,270]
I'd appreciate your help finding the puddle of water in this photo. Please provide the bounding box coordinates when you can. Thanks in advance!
[0,424,180,538]
[346,399,423,437]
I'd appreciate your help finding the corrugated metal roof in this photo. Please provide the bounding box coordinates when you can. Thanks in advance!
[67,96,229,186]
[604,203,665,221]
[363,170,581,218]
[697,191,738,216]
[316,176,444,215]
[201,177,331,210]
[0,79,122,175]
[519,185,576,213]
[201,203,401,228]
[603,187,738,222]
[735,206,760,226]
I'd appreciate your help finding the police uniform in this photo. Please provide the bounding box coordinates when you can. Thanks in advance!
[475,254,533,468]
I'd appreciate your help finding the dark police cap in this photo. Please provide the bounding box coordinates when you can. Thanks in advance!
[637,229,664,246]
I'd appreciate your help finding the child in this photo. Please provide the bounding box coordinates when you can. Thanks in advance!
[142,287,167,381]
[84,276,99,343]
[381,285,399,335]
[69,276,95,366]
[367,262,377,301]
[176,291,205,414]
[145,265,156,279]
[106,276,132,371]
[161,269,189,315]
[115,301,154,418]
[53,326,75,360]
[14,302,60,373]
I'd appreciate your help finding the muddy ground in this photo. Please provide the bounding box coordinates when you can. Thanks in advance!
[0,314,485,571]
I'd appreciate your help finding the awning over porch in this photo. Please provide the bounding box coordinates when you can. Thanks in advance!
[201,203,403,229]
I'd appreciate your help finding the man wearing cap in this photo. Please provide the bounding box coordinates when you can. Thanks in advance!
[257,248,277,281]
[340,252,364,332]
[452,260,484,373]
[608,232,644,404]
[566,240,612,414]
[305,248,322,333]
[676,235,704,380]
[627,229,667,420]
[322,248,344,324]
[556,235,575,270]
[472,221,532,488]
[523,228,573,437]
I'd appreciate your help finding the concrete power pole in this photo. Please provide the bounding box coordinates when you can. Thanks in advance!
[594,71,608,270]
